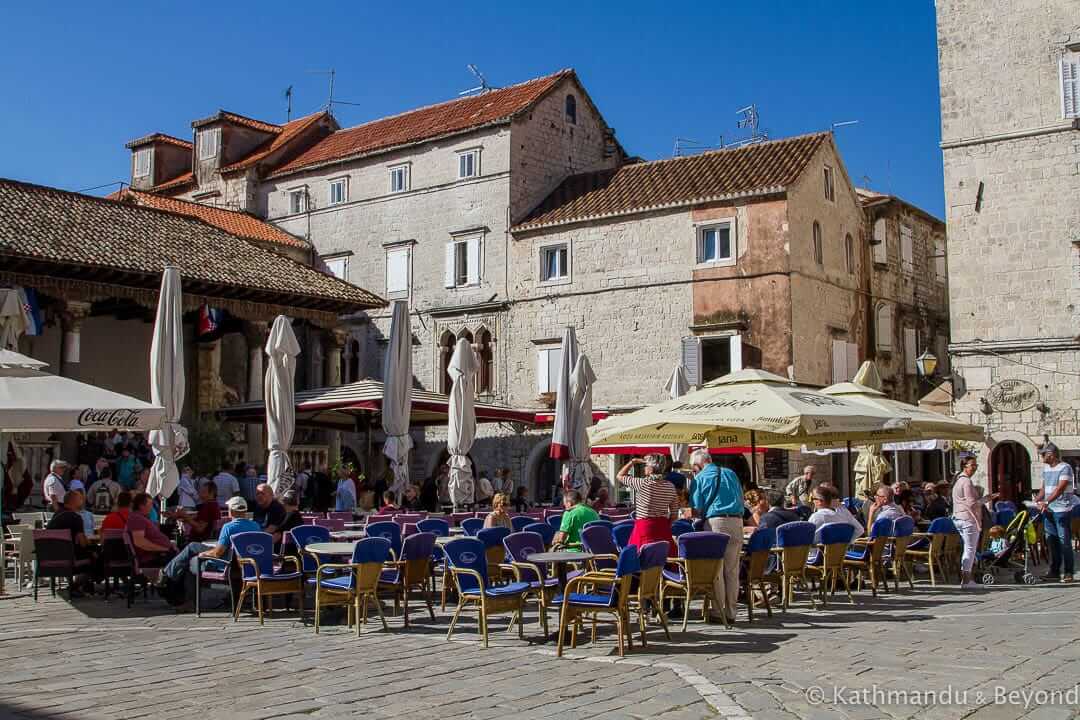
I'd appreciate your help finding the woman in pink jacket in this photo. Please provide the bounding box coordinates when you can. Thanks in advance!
[952,456,996,589]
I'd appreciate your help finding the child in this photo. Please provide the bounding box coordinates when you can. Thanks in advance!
[380,490,400,513]
[979,525,1007,561]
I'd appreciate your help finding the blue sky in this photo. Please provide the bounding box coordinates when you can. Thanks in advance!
[0,1,944,216]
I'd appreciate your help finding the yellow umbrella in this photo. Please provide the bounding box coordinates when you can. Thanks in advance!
[821,382,984,443]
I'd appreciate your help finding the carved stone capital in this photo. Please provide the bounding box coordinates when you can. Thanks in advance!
[243,320,269,349]
[60,300,92,331]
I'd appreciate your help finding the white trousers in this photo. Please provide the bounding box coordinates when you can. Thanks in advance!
[706,516,744,619]
[954,517,979,573]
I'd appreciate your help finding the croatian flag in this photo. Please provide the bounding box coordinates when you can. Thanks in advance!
[17,287,43,336]
[197,303,223,338]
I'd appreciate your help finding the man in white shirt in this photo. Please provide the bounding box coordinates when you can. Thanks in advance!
[211,462,240,507]
[177,466,198,509]
[785,466,816,507]
[866,484,905,529]
[42,460,69,512]
[807,484,864,538]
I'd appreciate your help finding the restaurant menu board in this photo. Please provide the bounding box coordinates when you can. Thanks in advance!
[764,449,789,486]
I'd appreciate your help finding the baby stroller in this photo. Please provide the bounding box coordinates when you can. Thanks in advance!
[980,503,1043,585]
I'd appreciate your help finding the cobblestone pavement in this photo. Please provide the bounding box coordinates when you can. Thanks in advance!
[2,571,1079,720]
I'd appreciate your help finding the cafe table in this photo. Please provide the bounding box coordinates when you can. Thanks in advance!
[525,551,595,642]
[306,541,358,556]
[330,530,366,541]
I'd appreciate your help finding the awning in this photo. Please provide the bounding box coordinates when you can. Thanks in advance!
[218,378,536,431]
[536,410,609,424]
[591,444,766,456]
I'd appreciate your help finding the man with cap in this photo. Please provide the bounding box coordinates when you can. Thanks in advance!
[160,496,259,585]
[1034,441,1076,583]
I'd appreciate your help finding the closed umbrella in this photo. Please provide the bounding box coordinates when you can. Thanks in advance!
[265,315,301,496]
[446,338,478,510]
[563,353,597,495]
[147,267,188,501]
[382,300,412,496]
[667,364,690,465]
[549,327,579,462]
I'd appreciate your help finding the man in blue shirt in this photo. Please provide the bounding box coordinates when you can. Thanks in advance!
[161,496,260,585]
[1035,442,1076,582]
[687,449,744,624]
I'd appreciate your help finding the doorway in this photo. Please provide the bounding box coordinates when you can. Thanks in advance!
[989,441,1031,505]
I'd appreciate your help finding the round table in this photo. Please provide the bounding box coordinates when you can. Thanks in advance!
[434,535,455,546]
[306,541,358,556]
[330,530,366,540]
[526,551,595,589]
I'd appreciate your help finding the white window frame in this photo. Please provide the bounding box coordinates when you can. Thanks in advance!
[327,177,348,206]
[681,333,742,387]
[539,241,571,284]
[133,149,151,179]
[287,187,307,215]
[445,233,483,288]
[824,165,835,202]
[457,148,480,180]
[197,127,220,161]
[1061,50,1080,119]
[385,245,411,298]
[322,254,349,281]
[695,220,736,267]
[389,164,410,193]
[536,345,562,395]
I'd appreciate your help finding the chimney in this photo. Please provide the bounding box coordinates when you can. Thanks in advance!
[124,133,193,190]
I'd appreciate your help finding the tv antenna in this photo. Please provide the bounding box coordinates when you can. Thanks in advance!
[284,85,293,121]
[459,64,496,96]
[673,137,723,157]
[307,69,336,112]
[727,104,768,148]
[832,119,859,131]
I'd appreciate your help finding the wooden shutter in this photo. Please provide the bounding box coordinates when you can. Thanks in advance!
[904,328,918,375]
[681,337,702,387]
[536,349,549,394]
[900,225,914,273]
[872,219,887,265]
[1062,55,1080,118]
[846,342,858,380]
[386,248,409,294]
[831,340,847,383]
[729,334,743,372]
[466,236,481,285]
[444,243,456,288]
[876,304,893,352]
[934,240,946,281]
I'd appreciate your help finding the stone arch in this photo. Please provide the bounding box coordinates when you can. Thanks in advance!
[979,430,1039,497]
[524,437,558,503]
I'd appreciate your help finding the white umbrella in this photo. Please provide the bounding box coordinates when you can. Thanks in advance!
[265,315,301,496]
[382,300,412,496]
[446,338,478,510]
[562,353,597,495]
[147,267,188,501]
[550,327,579,463]
[667,363,691,465]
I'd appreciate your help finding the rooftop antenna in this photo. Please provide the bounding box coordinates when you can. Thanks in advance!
[307,69,336,113]
[831,119,859,131]
[459,64,496,96]
[861,174,873,189]
[673,137,723,157]
[284,85,293,121]
[728,104,769,148]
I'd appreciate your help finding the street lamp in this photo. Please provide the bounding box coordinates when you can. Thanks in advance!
[915,349,938,379]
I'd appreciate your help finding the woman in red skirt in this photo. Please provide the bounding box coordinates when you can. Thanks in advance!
[616,455,681,556]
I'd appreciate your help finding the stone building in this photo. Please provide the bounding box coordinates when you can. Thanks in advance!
[936,0,1080,499]
[122,68,949,495]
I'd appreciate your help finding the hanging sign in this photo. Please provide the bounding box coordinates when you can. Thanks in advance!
[986,379,1039,413]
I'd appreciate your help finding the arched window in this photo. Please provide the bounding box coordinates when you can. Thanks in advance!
[844,233,855,275]
[812,221,823,266]
[439,331,456,393]
[476,329,494,394]
[347,340,360,383]
[457,329,473,345]
[565,94,577,124]
[876,303,894,352]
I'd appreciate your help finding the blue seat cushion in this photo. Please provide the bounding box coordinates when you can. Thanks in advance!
[461,581,530,598]
[907,537,929,550]
[528,577,560,590]
[552,592,614,607]
[379,569,401,585]
[806,549,822,566]
[318,575,355,591]
[251,571,300,582]
[662,568,685,583]
[844,549,869,562]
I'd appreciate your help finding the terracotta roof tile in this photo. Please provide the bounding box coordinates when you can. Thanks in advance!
[149,171,195,193]
[124,133,193,150]
[114,190,310,250]
[0,178,383,312]
[192,110,282,134]
[513,132,831,231]
[220,111,329,175]
[270,69,573,178]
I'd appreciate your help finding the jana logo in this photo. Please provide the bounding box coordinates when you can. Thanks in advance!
[459,551,478,565]
[77,408,143,428]
[245,544,265,555]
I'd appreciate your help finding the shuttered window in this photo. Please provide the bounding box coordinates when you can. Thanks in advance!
[198,128,220,160]
[536,346,561,394]
[872,218,887,265]
[904,327,918,375]
[134,149,151,178]
[900,224,914,274]
[445,235,482,288]
[681,337,702,387]
[1062,53,1080,119]
[386,247,410,296]
[812,221,823,266]
[844,233,855,274]
[876,303,893,352]
[831,339,858,383]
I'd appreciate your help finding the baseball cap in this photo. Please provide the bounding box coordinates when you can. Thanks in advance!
[225,496,248,512]
[1040,442,1059,457]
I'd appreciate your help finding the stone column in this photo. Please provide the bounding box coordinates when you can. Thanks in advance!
[244,321,269,467]
[323,328,348,465]
[196,340,222,413]
[58,301,92,379]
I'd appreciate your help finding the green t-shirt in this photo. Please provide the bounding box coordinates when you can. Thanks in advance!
[558,504,599,545]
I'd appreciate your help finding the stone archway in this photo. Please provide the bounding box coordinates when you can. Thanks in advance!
[977,430,1039,497]
[524,438,560,504]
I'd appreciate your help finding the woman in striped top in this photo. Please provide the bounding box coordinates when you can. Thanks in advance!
[616,454,680,555]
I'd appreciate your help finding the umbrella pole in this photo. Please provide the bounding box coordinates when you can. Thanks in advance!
[845,441,852,499]
[0,431,6,596]
[750,431,757,488]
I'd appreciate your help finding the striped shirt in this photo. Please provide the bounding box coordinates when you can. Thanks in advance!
[619,476,680,520]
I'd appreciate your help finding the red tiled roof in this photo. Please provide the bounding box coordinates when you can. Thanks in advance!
[149,171,195,194]
[220,111,329,175]
[192,110,282,134]
[513,133,831,231]
[114,189,310,249]
[124,133,193,150]
[270,69,574,178]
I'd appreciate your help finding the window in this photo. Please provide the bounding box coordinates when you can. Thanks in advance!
[288,188,306,215]
[133,149,151,179]
[904,327,919,375]
[536,345,562,394]
[565,94,577,124]
[540,243,569,282]
[323,255,348,280]
[875,303,894,353]
[389,164,409,193]
[871,218,887,265]
[197,128,220,160]
[681,335,742,387]
[831,339,859,383]
[445,234,482,287]
[812,221,823,266]
[476,329,493,394]
[385,246,411,297]
[1062,51,1079,118]
[328,178,348,206]
[934,239,946,283]
[696,222,734,265]
[823,166,835,202]
[844,233,855,275]
[457,149,480,179]
[900,224,914,274]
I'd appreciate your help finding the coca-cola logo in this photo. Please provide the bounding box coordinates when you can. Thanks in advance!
[76,408,143,428]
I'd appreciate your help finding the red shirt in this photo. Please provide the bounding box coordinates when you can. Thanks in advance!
[101,508,130,531]
[188,502,220,542]
[125,511,172,564]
